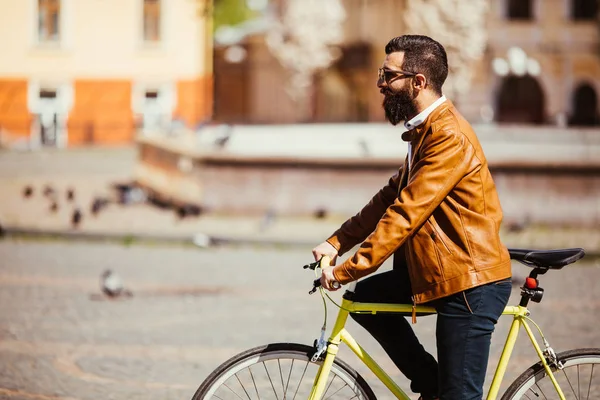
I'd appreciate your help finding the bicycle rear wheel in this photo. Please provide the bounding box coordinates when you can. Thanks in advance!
[192,342,376,400]
[501,348,600,399]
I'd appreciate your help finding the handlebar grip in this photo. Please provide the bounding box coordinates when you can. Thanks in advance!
[319,255,332,269]
[313,278,341,289]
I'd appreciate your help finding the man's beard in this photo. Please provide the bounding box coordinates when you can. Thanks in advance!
[382,88,418,126]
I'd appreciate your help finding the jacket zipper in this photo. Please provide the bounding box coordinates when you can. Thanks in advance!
[411,296,417,324]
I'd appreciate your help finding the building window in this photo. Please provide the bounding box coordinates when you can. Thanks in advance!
[507,0,533,20]
[38,0,61,42]
[143,0,161,42]
[571,0,598,20]
[496,76,546,124]
[568,83,600,126]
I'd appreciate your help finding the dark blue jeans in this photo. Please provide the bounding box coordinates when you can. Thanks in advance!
[350,269,511,400]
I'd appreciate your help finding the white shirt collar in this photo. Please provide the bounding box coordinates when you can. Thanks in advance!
[404,95,447,130]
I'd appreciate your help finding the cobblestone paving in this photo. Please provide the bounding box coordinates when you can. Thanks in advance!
[0,239,599,400]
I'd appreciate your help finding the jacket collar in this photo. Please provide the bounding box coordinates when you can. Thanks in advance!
[401,99,453,143]
[404,95,447,130]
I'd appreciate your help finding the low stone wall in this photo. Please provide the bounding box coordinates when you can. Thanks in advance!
[134,124,600,227]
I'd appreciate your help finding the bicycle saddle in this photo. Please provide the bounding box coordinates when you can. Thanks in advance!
[508,248,585,269]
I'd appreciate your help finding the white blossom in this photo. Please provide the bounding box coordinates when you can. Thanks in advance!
[404,0,490,101]
[266,0,346,102]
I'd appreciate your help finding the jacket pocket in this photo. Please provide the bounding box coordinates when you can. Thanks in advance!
[427,221,453,255]
[408,225,444,287]
[425,220,465,281]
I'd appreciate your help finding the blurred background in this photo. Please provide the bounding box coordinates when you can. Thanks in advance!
[0,0,599,399]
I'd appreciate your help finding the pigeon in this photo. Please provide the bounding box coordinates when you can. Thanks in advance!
[505,216,531,233]
[100,269,132,298]
[71,208,82,228]
[91,197,110,216]
[23,186,34,198]
[43,185,55,197]
[176,204,202,219]
[259,209,276,232]
[358,138,370,157]
[314,208,328,219]
[192,233,212,248]
[66,188,75,202]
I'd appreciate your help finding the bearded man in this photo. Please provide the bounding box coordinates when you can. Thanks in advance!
[312,35,512,400]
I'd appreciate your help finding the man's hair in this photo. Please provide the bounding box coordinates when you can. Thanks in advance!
[385,35,448,95]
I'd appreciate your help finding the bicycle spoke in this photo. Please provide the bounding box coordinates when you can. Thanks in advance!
[587,364,595,400]
[277,360,285,399]
[224,382,246,400]
[248,367,260,400]
[563,368,579,399]
[535,382,548,400]
[263,361,280,400]
[322,373,336,398]
[578,365,581,400]
[292,360,309,400]
[324,378,350,400]
[234,373,252,400]
[284,359,295,399]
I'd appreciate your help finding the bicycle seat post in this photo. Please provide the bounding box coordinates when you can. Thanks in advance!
[519,267,547,307]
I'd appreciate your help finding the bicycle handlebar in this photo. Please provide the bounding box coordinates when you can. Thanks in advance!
[307,256,341,294]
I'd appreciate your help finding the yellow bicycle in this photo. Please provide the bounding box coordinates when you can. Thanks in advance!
[192,248,599,400]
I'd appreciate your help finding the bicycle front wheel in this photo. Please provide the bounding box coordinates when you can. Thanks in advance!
[192,342,376,400]
[501,348,600,399]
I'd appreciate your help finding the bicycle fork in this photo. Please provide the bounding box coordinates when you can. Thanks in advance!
[308,301,351,400]
[309,340,342,400]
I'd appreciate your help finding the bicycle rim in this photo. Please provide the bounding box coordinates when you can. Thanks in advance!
[501,348,600,399]
[192,343,376,400]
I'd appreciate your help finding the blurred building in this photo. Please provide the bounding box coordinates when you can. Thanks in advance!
[214,0,600,126]
[1,0,597,149]
[0,0,212,147]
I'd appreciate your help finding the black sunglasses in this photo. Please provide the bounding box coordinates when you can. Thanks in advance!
[378,68,417,84]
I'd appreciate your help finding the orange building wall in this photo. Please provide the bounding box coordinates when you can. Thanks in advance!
[0,75,214,147]
[174,75,213,128]
[67,80,134,146]
[0,79,31,138]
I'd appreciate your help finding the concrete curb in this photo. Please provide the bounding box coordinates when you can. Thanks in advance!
[0,226,319,247]
[3,226,600,260]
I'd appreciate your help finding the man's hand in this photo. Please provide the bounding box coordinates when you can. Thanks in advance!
[320,265,341,291]
[312,241,338,264]
[312,241,340,291]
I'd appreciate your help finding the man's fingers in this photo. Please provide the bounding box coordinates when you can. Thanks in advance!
[312,250,321,261]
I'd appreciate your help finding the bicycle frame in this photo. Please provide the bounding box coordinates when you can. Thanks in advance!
[308,296,567,400]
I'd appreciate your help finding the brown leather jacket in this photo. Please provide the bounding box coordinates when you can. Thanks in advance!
[327,100,512,304]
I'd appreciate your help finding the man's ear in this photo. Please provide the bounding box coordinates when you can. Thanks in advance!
[414,74,427,90]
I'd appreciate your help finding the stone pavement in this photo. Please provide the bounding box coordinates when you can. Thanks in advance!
[1,240,599,400]
[1,147,599,253]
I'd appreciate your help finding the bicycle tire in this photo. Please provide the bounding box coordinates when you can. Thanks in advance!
[191,342,377,400]
[501,348,600,399]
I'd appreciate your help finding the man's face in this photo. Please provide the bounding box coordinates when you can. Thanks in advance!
[378,52,418,126]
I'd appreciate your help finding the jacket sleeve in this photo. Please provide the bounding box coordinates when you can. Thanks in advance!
[326,165,404,256]
[332,126,474,283]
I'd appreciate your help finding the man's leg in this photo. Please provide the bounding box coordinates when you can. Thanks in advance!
[434,278,512,400]
[350,269,439,398]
